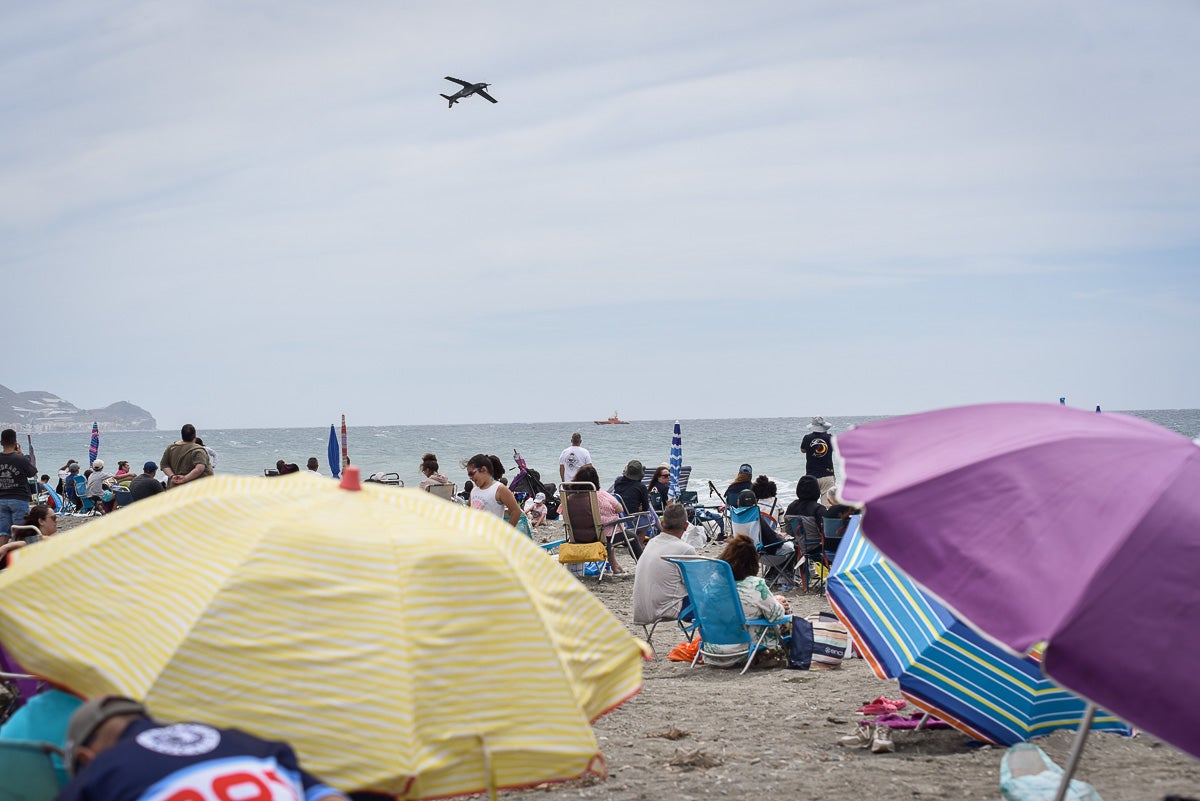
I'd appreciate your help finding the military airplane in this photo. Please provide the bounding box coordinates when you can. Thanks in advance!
[440,77,498,108]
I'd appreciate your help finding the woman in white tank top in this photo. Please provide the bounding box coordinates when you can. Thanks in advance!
[466,454,524,528]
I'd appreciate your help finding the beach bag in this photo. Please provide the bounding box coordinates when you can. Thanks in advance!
[787,612,848,670]
[558,541,608,564]
[515,515,533,539]
[807,612,848,669]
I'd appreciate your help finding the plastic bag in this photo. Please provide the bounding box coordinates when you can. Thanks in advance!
[682,524,707,550]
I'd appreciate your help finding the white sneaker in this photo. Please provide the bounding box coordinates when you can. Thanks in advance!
[871,723,895,754]
[837,724,872,748]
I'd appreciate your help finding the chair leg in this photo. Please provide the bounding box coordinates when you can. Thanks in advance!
[641,622,659,658]
[741,626,773,675]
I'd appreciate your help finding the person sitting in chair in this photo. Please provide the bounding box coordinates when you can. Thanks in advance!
[573,464,641,570]
[702,535,791,669]
[785,475,828,582]
[648,465,672,511]
[613,460,656,544]
[724,463,755,507]
[632,504,696,629]
[418,453,449,490]
[85,460,116,514]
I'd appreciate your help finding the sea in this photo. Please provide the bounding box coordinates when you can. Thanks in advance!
[25,409,1200,507]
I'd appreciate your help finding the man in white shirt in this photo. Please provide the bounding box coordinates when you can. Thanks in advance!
[558,432,592,482]
[632,504,696,627]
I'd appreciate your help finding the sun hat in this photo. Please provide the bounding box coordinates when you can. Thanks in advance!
[65,695,147,775]
[624,460,644,480]
[143,461,157,472]
[809,416,831,433]
[535,492,546,502]
[91,459,104,470]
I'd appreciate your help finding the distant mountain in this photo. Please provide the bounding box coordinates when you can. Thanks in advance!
[0,384,156,432]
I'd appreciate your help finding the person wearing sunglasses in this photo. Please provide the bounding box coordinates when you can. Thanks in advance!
[465,454,524,528]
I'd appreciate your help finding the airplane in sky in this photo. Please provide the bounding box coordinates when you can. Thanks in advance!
[440,77,498,108]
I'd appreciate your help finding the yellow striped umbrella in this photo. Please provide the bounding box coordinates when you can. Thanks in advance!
[0,471,648,798]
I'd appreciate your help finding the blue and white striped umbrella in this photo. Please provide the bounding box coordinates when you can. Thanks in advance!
[668,421,682,501]
[827,527,1129,745]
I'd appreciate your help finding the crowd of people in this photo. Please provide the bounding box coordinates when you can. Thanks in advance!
[0,415,860,801]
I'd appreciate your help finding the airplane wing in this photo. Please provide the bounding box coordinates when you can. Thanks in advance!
[444,76,473,88]
[476,89,498,103]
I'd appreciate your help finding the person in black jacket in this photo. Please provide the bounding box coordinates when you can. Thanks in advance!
[785,475,827,580]
[612,460,656,544]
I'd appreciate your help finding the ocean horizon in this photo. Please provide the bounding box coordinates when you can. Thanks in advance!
[25,408,1199,507]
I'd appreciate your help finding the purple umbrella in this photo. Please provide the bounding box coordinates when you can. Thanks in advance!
[837,402,1200,762]
[87,422,99,467]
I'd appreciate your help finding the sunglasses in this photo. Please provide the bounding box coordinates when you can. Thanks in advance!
[467,468,478,478]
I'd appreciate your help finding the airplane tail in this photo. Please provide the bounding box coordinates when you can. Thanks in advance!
[440,94,457,107]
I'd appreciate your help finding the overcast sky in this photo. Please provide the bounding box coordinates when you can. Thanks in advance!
[4,1,1198,428]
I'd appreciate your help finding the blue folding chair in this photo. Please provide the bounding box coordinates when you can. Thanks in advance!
[666,556,791,674]
[0,740,65,800]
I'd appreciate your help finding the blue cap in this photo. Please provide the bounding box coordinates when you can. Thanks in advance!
[143,461,158,472]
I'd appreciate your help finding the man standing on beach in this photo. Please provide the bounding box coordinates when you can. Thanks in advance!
[801,416,837,494]
[161,424,213,487]
[559,432,592,483]
[0,428,37,537]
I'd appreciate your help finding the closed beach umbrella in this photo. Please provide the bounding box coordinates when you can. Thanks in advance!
[340,413,349,468]
[827,526,1128,745]
[668,421,682,501]
[327,424,341,479]
[837,402,1200,759]
[87,422,98,466]
[0,472,648,798]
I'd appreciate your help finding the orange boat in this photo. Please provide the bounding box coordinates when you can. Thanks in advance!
[594,411,629,425]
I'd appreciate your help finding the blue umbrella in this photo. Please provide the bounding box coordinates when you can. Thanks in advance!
[668,421,682,501]
[88,422,99,466]
[327,424,341,479]
[827,526,1129,745]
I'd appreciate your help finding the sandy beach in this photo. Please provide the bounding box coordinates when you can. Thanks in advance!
[48,514,1200,799]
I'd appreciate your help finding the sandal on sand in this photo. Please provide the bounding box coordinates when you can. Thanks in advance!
[857,696,907,715]
[999,743,1101,801]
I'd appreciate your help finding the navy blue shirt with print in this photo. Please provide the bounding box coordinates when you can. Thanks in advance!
[58,718,341,801]
[800,432,835,477]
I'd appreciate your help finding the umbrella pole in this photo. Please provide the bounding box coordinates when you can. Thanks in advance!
[915,713,930,732]
[478,735,497,801]
[1053,702,1096,801]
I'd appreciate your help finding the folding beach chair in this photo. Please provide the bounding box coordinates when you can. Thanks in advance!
[0,740,64,801]
[557,482,613,580]
[613,494,654,555]
[638,599,697,659]
[666,556,791,674]
[424,483,458,501]
[111,487,133,509]
[783,515,826,594]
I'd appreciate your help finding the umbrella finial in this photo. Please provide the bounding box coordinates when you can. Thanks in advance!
[339,465,362,491]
